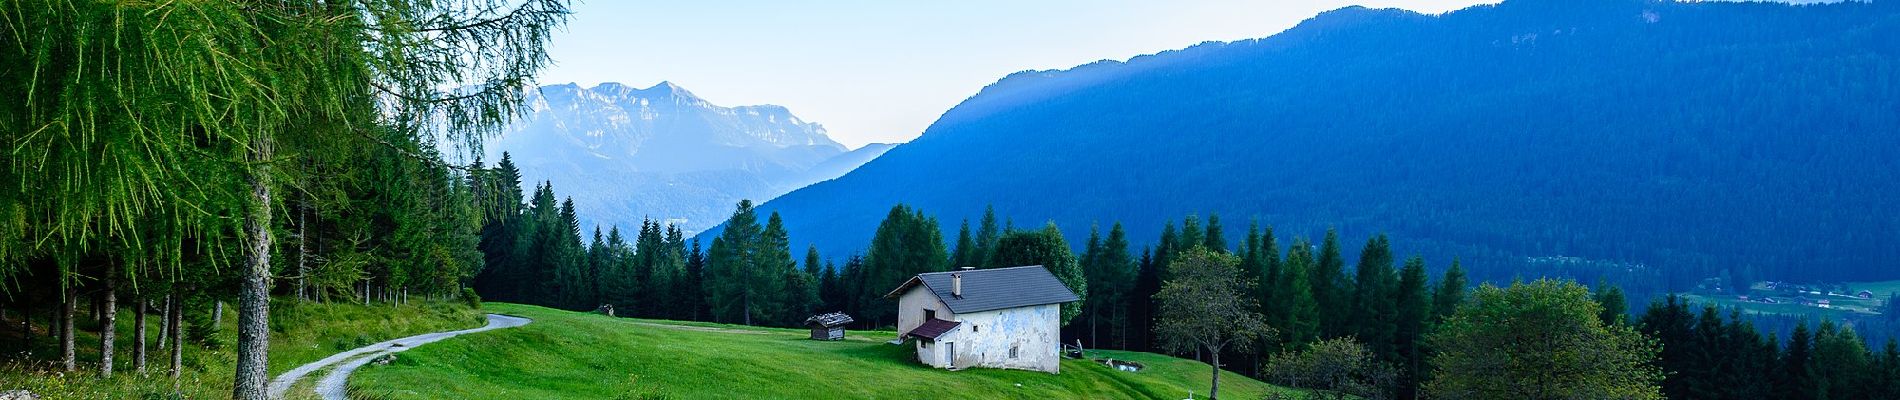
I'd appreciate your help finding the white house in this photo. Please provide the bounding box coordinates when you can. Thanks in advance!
[884,265,1080,374]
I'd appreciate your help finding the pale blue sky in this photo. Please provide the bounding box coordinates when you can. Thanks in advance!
[540,1,1495,148]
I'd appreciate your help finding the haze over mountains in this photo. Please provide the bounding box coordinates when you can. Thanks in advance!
[487,82,894,234]
[712,0,1900,291]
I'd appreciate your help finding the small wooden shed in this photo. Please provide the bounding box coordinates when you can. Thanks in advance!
[804,312,854,341]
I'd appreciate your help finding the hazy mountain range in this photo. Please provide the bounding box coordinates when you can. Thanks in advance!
[707,0,1900,290]
[486,82,895,234]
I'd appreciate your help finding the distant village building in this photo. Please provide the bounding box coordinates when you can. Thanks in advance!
[884,266,1080,374]
[1858,290,1875,299]
[804,312,854,341]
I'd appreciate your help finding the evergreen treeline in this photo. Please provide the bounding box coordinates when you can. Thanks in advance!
[469,194,1896,399]
[1638,295,1900,400]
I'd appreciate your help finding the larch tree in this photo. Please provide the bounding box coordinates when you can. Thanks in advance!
[3,1,569,394]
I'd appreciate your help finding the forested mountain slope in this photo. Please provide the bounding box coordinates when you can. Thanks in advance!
[717,0,1900,290]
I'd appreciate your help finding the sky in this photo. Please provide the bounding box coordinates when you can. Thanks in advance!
[539,0,1496,148]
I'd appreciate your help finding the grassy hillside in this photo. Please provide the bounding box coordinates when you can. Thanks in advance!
[0,299,483,399]
[352,303,1296,399]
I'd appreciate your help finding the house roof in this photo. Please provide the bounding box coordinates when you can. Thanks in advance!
[905,318,962,341]
[804,312,855,328]
[883,265,1081,314]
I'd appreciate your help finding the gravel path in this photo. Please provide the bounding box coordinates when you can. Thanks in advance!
[267,313,531,400]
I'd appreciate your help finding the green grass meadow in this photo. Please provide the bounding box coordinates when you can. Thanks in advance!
[0,299,483,399]
[351,303,1297,400]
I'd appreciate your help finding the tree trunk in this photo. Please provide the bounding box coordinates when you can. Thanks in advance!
[168,292,183,379]
[19,297,32,352]
[135,296,148,374]
[100,266,118,378]
[60,285,75,371]
[158,295,171,350]
[1209,350,1222,400]
[213,301,223,328]
[296,203,309,301]
[233,137,275,400]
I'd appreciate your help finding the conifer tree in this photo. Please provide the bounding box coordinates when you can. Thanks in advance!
[1813,321,1873,400]
[859,205,947,326]
[759,213,800,324]
[683,239,708,321]
[1156,223,1180,278]
[1180,215,1205,254]
[1777,322,1820,400]
[1595,285,1629,325]
[1204,214,1227,253]
[1350,234,1398,360]
[951,220,977,270]
[991,223,1086,325]
[974,206,1001,268]
[1131,248,1160,352]
[1430,260,1468,324]
[1314,228,1349,338]
[706,201,766,325]
[1394,256,1432,400]
[1278,238,1322,349]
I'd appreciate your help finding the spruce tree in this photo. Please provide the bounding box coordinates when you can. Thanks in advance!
[1430,260,1467,324]
[1278,238,1321,349]
[951,220,976,270]
[1778,322,1820,400]
[1203,214,1227,253]
[1394,256,1432,400]
[1131,248,1161,352]
[759,213,799,325]
[974,206,1001,268]
[1314,228,1348,338]
[683,239,707,321]
[1180,215,1205,253]
[706,201,765,325]
[1155,223,1180,277]
[1350,234,1397,360]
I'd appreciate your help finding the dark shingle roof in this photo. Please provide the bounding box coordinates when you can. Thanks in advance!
[905,318,962,341]
[804,312,854,328]
[884,265,1080,314]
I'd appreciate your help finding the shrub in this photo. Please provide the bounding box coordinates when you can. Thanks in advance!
[461,288,482,309]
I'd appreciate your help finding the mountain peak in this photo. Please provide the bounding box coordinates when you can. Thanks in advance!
[643,81,698,99]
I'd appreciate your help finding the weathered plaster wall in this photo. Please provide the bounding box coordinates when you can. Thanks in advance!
[951,304,1062,373]
[895,285,955,336]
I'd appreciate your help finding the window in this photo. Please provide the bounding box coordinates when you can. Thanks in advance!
[924,309,936,321]
[972,325,979,333]
[1009,344,1019,359]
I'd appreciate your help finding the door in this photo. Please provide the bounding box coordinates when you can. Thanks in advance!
[945,342,956,368]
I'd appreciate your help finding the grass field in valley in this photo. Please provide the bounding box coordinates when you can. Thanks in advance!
[0,299,484,399]
[351,303,1297,400]
[1680,279,1900,319]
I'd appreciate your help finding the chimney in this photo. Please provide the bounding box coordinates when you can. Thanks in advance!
[952,273,963,298]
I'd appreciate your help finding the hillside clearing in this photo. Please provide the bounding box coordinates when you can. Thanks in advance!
[351,303,1299,399]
